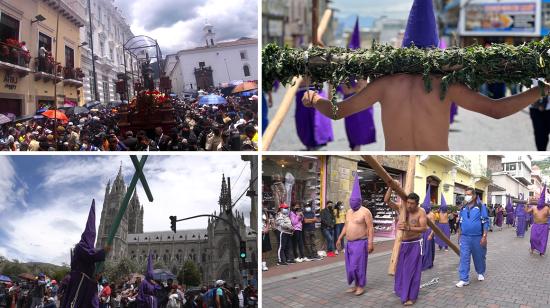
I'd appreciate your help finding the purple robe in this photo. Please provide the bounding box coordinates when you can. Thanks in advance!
[421,228,434,271]
[60,200,105,308]
[506,206,514,226]
[136,280,160,308]
[434,222,451,249]
[530,223,549,255]
[343,93,376,148]
[295,88,333,148]
[516,205,526,237]
[344,239,369,288]
[495,210,504,227]
[395,238,422,304]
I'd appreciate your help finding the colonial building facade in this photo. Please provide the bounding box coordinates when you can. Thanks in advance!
[96,168,256,284]
[79,0,135,104]
[165,23,257,94]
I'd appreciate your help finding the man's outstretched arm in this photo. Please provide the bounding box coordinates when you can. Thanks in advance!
[301,77,386,119]
[448,82,550,119]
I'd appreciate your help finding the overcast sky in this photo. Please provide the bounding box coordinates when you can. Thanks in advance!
[112,0,258,55]
[0,155,253,265]
[332,0,413,20]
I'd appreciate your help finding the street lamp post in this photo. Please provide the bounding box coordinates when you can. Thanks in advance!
[87,0,99,101]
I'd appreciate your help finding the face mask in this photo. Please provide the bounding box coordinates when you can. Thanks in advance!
[305,207,312,212]
[282,209,289,215]
[464,195,473,203]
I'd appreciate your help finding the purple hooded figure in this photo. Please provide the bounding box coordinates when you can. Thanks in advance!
[394,1,438,304]
[342,17,376,150]
[516,202,527,238]
[344,173,369,293]
[505,197,515,226]
[137,253,161,307]
[295,87,334,149]
[530,185,549,255]
[421,185,434,271]
[435,194,451,250]
[60,200,106,308]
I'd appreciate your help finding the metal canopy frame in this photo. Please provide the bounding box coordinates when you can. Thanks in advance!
[122,35,164,99]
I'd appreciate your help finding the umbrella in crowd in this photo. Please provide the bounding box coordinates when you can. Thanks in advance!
[66,106,90,116]
[85,101,101,109]
[232,81,257,94]
[0,274,12,282]
[36,108,48,114]
[0,114,11,125]
[198,94,228,105]
[152,269,176,281]
[42,110,69,122]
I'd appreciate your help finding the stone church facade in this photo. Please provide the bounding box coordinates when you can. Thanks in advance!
[96,168,256,284]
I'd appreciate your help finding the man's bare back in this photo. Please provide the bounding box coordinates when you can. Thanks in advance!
[439,211,449,224]
[527,206,550,224]
[345,207,373,241]
[303,74,550,150]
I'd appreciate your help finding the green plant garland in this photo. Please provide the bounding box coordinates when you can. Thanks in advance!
[262,37,550,104]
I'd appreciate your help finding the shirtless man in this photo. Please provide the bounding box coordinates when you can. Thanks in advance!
[385,182,428,306]
[526,188,550,256]
[336,174,374,296]
[302,75,550,150]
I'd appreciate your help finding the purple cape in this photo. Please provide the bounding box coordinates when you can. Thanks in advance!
[530,223,549,255]
[495,209,503,227]
[506,200,514,225]
[434,223,451,249]
[60,200,105,308]
[137,254,161,308]
[345,239,369,288]
[295,88,333,148]
[395,238,422,304]
[516,204,526,237]
[421,228,434,271]
[422,185,431,213]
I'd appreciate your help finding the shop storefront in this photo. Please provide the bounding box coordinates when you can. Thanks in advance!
[357,161,403,238]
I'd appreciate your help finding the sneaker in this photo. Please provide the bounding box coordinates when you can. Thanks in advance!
[335,250,339,255]
[295,258,303,263]
[478,274,485,281]
[303,257,312,262]
[327,251,336,257]
[455,281,470,288]
[287,259,296,264]
[262,262,268,271]
[276,262,288,266]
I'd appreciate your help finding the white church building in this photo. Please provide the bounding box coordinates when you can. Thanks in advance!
[165,23,258,94]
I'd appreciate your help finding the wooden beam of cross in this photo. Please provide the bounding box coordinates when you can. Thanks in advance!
[95,155,153,275]
[362,156,459,276]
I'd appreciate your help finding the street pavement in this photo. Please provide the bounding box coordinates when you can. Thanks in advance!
[262,226,550,308]
[266,88,536,151]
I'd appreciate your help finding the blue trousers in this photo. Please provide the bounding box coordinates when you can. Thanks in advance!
[458,235,487,282]
[322,228,335,252]
[334,223,345,249]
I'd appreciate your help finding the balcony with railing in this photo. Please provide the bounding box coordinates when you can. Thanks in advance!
[62,67,84,87]
[34,53,63,83]
[0,40,32,76]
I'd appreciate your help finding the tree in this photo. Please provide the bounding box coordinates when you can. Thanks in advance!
[178,260,201,287]
[103,258,139,283]
[1,262,30,277]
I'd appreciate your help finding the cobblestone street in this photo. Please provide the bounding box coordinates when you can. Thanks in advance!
[263,226,550,308]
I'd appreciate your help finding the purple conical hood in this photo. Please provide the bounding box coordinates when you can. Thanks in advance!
[506,196,513,212]
[440,193,448,212]
[422,185,431,212]
[146,253,154,280]
[349,16,360,49]
[79,200,96,250]
[349,173,362,211]
[402,0,439,48]
[538,184,547,210]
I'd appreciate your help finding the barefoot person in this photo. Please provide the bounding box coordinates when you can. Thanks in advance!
[419,186,435,271]
[301,0,550,151]
[385,182,428,306]
[435,194,451,251]
[456,188,489,288]
[526,186,550,256]
[336,173,374,296]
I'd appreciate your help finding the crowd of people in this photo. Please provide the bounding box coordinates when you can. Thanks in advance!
[0,275,257,308]
[0,94,258,152]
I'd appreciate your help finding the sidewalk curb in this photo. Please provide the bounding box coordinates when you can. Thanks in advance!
[263,250,393,285]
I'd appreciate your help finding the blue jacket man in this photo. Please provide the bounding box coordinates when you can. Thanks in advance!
[456,188,489,287]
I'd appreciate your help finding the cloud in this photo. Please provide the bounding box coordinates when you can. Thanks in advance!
[0,155,253,265]
[333,0,413,18]
[114,0,257,55]
[0,157,28,212]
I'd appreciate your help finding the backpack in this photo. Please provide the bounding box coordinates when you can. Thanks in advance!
[204,288,216,305]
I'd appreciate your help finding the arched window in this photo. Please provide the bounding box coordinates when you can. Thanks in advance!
[243,65,250,77]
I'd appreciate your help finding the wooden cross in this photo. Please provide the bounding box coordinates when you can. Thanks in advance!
[362,155,459,276]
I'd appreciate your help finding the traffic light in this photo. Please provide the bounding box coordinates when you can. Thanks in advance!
[239,241,247,261]
[170,216,177,233]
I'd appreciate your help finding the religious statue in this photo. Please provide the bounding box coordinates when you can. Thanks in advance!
[141,52,154,91]
[271,174,287,208]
